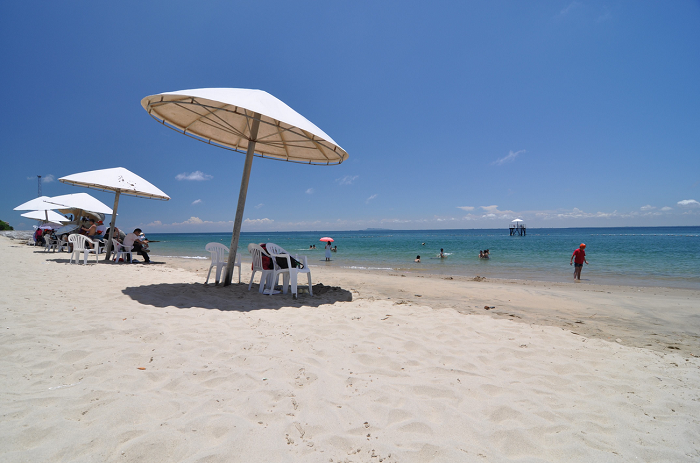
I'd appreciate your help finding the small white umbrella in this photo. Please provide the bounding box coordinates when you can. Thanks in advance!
[141,88,348,285]
[21,210,70,223]
[512,219,523,222]
[59,167,169,260]
[14,196,56,222]
[45,193,113,215]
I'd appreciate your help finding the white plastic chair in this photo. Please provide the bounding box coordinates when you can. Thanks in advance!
[265,243,292,296]
[290,254,313,298]
[205,243,241,285]
[111,239,133,263]
[248,243,273,293]
[44,235,59,252]
[57,236,70,252]
[68,234,99,265]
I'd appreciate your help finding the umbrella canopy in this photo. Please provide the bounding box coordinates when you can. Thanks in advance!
[14,196,55,212]
[56,208,105,222]
[59,167,170,260]
[141,88,348,165]
[59,167,170,200]
[46,193,113,214]
[21,210,70,223]
[142,88,348,285]
[512,219,524,223]
[319,237,334,242]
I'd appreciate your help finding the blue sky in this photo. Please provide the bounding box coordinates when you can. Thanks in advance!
[2,1,699,232]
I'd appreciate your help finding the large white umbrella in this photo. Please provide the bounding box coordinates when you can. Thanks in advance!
[141,88,348,285]
[59,167,170,260]
[21,210,70,223]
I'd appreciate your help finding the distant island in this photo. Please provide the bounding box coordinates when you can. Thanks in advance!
[365,228,392,231]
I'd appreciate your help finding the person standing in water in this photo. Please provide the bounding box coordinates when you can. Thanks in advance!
[325,241,332,261]
[439,248,445,258]
[570,243,588,280]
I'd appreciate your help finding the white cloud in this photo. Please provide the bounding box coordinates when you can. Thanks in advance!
[182,217,204,224]
[27,174,54,182]
[480,205,514,215]
[366,194,378,204]
[147,220,163,227]
[244,218,274,225]
[192,199,202,205]
[677,199,700,207]
[558,1,581,17]
[535,207,618,220]
[493,150,525,166]
[255,203,264,209]
[457,206,474,211]
[640,205,655,211]
[661,206,673,211]
[336,175,359,185]
[176,171,213,181]
[306,188,314,195]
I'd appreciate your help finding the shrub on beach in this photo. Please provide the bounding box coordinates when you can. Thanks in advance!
[0,220,13,231]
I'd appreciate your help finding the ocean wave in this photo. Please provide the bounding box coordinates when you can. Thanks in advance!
[342,265,394,271]
[154,255,208,260]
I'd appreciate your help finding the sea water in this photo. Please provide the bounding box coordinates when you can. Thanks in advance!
[144,227,700,289]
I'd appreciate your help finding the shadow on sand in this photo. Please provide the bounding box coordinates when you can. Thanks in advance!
[121,281,353,312]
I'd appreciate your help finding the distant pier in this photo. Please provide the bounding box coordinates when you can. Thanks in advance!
[509,221,526,236]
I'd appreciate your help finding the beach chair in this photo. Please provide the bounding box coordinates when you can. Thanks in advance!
[265,242,292,295]
[57,236,70,252]
[205,242,241,285]
[248,243,273,293]
[290,254,313,298]
[111,239,133,263]
[44,236,59,252]
[68,234,99,265]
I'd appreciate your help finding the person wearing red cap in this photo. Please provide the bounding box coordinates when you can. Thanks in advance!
[570,243,588,281]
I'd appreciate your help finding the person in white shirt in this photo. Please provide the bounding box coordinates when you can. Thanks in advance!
[123,228,150,263]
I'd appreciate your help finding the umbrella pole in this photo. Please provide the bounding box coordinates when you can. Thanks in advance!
[104,191,121,261]
[224,113,261,286]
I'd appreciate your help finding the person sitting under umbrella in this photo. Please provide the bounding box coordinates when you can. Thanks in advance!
[81,219,102,248]
[123,228,150,263]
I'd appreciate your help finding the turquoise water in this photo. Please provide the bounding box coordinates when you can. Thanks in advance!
[144,227,700,289]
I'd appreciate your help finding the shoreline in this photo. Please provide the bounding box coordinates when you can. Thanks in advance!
[2,236,700,461]
[158,254,700,359]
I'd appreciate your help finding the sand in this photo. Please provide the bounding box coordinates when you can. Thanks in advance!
[1,237,699,462]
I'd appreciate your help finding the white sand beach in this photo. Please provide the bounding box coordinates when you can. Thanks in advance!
[1,236,699,462]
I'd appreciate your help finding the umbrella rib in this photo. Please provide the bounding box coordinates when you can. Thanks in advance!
[152,100,248,139]
[274,121,291,160]
[179,101,249,138]
[300,129,333,162]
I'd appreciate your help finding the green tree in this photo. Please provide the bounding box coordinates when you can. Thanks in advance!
[0,220,14,231]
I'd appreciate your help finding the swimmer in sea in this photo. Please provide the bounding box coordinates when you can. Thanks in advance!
[415,255,421,263]
[439,248,445,258]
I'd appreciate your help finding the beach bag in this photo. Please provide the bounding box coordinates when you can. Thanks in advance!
[274,255,304,269]
[259,244,274,270]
